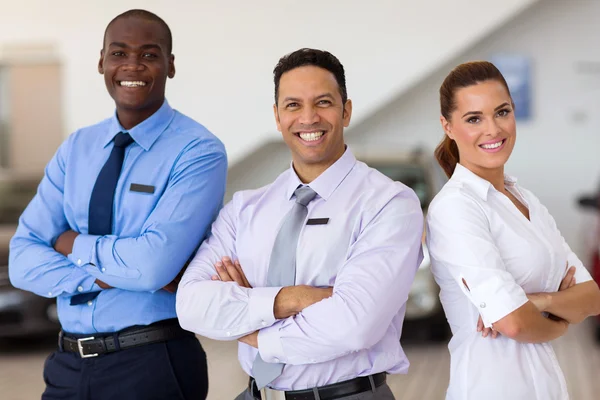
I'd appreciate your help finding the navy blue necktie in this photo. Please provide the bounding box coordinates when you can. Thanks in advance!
[70,132,134,306]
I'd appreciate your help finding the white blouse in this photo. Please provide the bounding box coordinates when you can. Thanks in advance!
[426,164,592,400]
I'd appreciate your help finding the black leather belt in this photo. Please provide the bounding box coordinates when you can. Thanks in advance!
[59,319,192,358]
[248,372,386,400]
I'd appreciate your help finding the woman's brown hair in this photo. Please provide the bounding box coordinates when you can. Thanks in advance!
[434,61,512,177]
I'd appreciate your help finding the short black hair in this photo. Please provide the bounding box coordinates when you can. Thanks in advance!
[273,48,347,105]
[103,9,173,54]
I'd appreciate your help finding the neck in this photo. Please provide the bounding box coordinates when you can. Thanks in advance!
[116,100,163,130]
[293,146,345,184]
[462,162,505,192]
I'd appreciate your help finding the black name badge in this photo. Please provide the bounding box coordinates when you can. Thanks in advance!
[306,218,329,225]
[130,183,155,194]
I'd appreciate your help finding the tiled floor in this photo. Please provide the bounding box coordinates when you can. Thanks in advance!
[1,320,600,399]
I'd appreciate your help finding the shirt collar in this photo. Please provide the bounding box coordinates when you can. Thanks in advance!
[285,146,356,201]
[451,163,518,201]
[104,99,175,151]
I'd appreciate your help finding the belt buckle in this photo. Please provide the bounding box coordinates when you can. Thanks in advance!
[77,336,98,358]
[261,387,286,400]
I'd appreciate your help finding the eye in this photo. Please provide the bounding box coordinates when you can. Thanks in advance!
[317,99,332,106]
[143,53,158,59]
[497,108,511,117]
[466,117,480,124]
[111,51,126,57]
[285,102,299,109]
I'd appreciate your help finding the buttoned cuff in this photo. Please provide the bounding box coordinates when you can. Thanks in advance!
[258,321,286,364]
[467,275,529,328]
[73,273,100,294]
[248,286,282,328]
[68,234,101,268]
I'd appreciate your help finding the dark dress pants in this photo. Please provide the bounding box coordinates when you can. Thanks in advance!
[42,334,208,400]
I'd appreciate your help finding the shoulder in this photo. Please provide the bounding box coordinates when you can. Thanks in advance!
[229,169,290,212]
[428,182,487,224]
[168,110,226,156]
[353,161,422,214]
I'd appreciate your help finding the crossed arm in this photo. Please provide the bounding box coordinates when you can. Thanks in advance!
[176,190,424,364]
[427,194,600,345]
[9,137,227,297]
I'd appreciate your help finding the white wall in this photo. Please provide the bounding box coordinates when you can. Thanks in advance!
[347,0,600,259]
[0,0,535,164]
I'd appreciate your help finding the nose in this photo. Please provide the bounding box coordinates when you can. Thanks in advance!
[486,118,502,137]
[298,105,320,125]
[121,55,145,72]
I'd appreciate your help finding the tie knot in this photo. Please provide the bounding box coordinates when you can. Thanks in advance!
[294,186,317,206]
[113,132,134,148]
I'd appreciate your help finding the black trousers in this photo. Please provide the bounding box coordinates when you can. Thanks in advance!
[42,334,208,400]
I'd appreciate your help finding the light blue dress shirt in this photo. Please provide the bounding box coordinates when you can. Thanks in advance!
[9,100,227,334]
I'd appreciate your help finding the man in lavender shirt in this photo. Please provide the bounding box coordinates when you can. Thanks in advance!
[176,48,424,400]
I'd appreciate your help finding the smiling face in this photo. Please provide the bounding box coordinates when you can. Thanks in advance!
[441,79,516,175]
[274,65,352,182]
[98,16,175,129]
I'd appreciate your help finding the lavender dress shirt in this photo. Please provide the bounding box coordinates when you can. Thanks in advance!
[176,148,424,390]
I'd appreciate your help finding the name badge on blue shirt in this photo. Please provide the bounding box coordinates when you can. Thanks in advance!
[130,183,155,194]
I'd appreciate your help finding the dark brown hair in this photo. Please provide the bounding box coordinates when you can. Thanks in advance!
[273,48,347,105]
[434,61,512,177]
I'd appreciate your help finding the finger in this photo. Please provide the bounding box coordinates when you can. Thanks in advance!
[477,317,483,332]
[482,327,491,338]
[492,329,499,339]
[559,267,576,291]
[222,257,245,286]
[211,275,220,281]
[215,261,233,281]
[235,260,251,288]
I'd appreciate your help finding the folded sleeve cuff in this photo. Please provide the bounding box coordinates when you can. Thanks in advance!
[248,286,282,328]
[258,321,286,363]
[467,274,529,328]
[68,234,101,268]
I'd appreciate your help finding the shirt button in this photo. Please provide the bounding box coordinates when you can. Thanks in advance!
[101,268,106,273]
[77,286,83,292]
[274,358,280,363]
[226,332,231,337]
[87,301,93,306]
[77,259,82,266]
[48,292,52,296]
[261,320,267,326]
[480,302,486,308]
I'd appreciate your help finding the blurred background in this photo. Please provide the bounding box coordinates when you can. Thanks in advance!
[1,0,600,398]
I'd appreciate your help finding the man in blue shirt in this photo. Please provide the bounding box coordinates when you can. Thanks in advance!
[9,9,226,400]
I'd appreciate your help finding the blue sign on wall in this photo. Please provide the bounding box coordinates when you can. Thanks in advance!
[489,54,532,121]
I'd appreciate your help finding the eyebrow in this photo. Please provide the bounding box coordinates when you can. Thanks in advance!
[461,102,511,118]
[108,42,162,51]
[282,93,335,103]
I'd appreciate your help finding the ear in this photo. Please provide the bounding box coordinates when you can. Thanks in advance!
[342,99,353,128]
[440,115,454,140]
[273,104,282,132]
[168,54,176,79]
[98,49,105,74]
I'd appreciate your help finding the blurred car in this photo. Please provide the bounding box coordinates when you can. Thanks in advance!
[576,189,600,342]
[0,172,60,338]
[356,148,450,341]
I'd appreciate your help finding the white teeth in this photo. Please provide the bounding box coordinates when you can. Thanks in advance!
[120,81,146,87]
[299,131,324,142]
[481,140,504,149]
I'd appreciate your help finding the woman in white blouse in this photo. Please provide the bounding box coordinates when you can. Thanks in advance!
[426,61,600,400]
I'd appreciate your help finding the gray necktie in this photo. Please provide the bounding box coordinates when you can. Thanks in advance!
[252,185,317,389]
